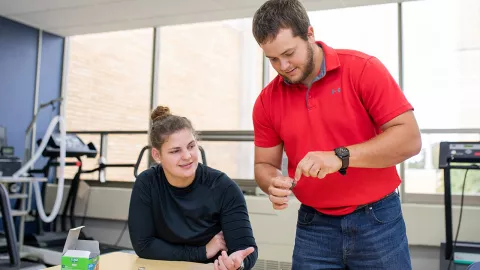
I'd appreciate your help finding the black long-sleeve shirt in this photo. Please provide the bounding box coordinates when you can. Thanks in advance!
[128,163,258,269]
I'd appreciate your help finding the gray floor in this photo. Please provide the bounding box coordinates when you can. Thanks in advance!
[411,245,439,270]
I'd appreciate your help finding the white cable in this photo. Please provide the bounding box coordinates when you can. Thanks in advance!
[13,115,65,223]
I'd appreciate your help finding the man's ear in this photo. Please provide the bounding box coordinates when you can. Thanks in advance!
[151,147,162,163]
[307,26,316,43]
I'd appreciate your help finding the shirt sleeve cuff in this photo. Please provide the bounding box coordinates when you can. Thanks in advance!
[198,245,207,261]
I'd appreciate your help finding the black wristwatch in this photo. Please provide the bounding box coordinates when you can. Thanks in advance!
[334,147,350,175]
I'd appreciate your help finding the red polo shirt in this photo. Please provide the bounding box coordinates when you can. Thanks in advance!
[253,41,413,216]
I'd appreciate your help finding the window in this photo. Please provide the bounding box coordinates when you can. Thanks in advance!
[403,0,480,130]
[405,133,480,195]
[403,0,480,196]
[157,18,264,131]
[199,141,254,180]
[268,4,399,83]
[156,18,264,179]
[65,28,153,181]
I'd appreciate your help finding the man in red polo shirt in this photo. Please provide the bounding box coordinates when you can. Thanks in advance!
[251,0,421,269]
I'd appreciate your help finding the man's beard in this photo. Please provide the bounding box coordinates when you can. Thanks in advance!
[282,43,315,84]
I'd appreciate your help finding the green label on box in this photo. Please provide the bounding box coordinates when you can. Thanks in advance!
[61,256,99,270]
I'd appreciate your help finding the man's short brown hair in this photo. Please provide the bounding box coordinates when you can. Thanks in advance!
[252,0,311,44]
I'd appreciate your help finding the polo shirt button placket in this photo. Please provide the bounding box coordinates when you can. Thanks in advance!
[307,94,315,110]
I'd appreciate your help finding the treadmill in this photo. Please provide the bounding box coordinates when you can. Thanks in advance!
[438,141,480,270]
[22,132,115,266]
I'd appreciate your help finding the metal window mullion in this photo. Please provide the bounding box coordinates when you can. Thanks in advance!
[148,27,161,166]
[30,30,43,158]
[262,54,270,88]
[60,36,71,124]
[397,2,406,201]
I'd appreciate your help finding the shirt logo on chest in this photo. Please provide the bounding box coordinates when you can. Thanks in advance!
[331,87,341,95]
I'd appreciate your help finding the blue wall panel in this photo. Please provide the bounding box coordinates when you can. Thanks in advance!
[37,32,64,135]
[0,16,64,236]
[0,17,38,161]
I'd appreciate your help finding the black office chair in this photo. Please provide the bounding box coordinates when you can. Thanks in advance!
[0,183,20,269]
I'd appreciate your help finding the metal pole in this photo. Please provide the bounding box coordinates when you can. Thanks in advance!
[397,2,406,201]
[148,27,161,167]
[262,54,270,87]
[30,30,43,159]
[60,37,71,125]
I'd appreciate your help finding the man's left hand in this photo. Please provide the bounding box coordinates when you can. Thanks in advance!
[214,247,254,270]
[294,151,342,181]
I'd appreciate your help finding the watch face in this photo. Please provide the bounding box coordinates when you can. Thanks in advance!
[336,147,349,157]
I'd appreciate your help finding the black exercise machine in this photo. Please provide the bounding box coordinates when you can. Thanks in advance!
[24,132,136,265]
[25,133,98,248]
[439,141,480,270]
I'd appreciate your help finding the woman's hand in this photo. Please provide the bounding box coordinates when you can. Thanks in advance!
[206,231,227,259]
[214,248,255,270]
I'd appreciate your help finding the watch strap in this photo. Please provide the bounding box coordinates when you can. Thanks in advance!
[334,147,350,175]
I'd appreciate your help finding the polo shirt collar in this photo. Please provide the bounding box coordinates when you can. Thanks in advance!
[318,40,341,72]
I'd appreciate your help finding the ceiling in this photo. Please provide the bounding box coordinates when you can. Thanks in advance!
[0,0,416,37]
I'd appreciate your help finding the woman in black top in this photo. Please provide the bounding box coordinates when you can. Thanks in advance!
[128,106,258,270]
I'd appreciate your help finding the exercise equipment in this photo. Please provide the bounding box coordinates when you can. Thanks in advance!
[0,128,47,269]
[23,131,136,265]
[0,182,19,269]
[0,126,5,148]
[25,132,98,249]
[0,151,22,179]
[13,98,66,225]
[0,126,22,178]
[439,141,480,270]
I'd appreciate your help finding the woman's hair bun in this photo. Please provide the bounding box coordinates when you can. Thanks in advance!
[151,106,171,122]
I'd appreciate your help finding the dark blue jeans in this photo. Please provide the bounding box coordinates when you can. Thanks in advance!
[292,192,412,270]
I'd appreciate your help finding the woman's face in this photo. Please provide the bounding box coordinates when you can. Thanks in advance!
[152,128,199,183]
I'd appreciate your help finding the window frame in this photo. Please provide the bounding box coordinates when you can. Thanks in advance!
[60,3,480,206]
[400,128,480,206]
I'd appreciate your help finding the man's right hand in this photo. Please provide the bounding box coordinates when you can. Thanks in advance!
[206,231,227,259]
[267,176,294,210]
